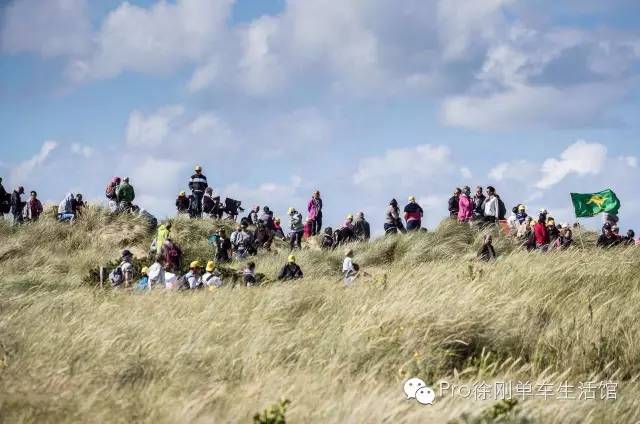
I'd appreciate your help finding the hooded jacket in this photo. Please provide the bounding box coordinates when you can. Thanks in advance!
[58,193,74,214]
[116,182,135,203]
[290,212,304,232]
[458,194,473,222]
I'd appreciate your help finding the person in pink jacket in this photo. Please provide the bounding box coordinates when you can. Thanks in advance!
[458,186,474,222]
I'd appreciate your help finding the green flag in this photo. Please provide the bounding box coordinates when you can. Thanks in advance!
[570,189,621,218]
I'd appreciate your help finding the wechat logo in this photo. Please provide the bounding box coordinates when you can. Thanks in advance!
[404,377,436,406]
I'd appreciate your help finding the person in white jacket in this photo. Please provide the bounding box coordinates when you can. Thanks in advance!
[483,186,499,224]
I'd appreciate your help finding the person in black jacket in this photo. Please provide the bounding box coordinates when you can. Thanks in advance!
[278,255,304,281]
[353,212,371,241]
[473,186,486,219]
[188,165,208,218]
[10,186,25,225]
[448,188,461,218]
[0,177,9,217]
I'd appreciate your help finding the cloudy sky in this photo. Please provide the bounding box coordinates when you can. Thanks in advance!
[1,0,640,233]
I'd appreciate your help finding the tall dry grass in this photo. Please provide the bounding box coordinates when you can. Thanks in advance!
[1,209,639,423]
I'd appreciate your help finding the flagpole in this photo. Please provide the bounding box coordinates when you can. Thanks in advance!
[575,216,585,248]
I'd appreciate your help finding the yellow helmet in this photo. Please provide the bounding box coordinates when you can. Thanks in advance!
[518,204,526,211]
[288,255,296,263]
[288,207,295,215]
[195,165,202,171]
[206,260,215,272]
[408,196,416,202]
[189,260,201,269]
[346,214,353,220]
[179,191,186,196]
[141,266,149,274]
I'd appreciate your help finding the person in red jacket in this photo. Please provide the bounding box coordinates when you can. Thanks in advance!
[533,213,550,250]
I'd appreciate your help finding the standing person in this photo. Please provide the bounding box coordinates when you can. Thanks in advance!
[25,190,43,221]
[477,234,497,261]
[473,186,486,219]
[482,186,500,224]
[215,228,232,263]
[74,194,85,217]
[260,206,275,230]
[533,213,550,250]
[105,177,121,213]
[288,207,304,250]
[308,190,323,236]
[458,186,474,222]
[404,196,423,231]
[247,205,260,225]
[448,188,461,218]
[0,177,9,218]
[116,177,135,213]
[353,212,371,241]
[231,224,253,259]
[188,165,208,218]
[384,199,404,235]
[156,222,172,254]
[10,186,25,225]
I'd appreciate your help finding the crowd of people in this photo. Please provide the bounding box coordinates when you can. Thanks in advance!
[3,168,639,291]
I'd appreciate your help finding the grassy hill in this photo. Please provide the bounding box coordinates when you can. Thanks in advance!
[1,207,639,423]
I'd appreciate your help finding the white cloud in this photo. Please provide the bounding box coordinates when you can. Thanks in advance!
[70,0,233,81]
[10,140,59,186]
[1,0,92,57]
[70,143,94,158]
[125,105,235,155]
[488,160,539,183]
[619,156,638,168]
[353,144,453,190]
[460,167,473,179]
[537,140,607,189]
[441,82,626,130]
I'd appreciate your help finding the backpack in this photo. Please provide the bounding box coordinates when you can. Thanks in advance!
[497,197,507,220]
[105,182,116,200]
[109,265,123,287]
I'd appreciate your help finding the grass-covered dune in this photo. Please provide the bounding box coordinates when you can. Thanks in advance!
[1,207,639,423]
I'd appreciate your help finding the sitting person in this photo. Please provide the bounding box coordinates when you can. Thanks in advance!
[184,261,203,289]
[58,192,77,222]
[176,191,190,214]
[624,229,636,246]
[202,187,216,216]
[160,238,183,272]
[322,227,336,250]
[110,249,135,288]
[342,249,359,285]
[533,214,550,250]
[133,266,150,291]
[273,217,286,240]
[546,217,560,243]
[554,225,573,250]
[147,255,166,290]
[243,262,257,286]
[278,255,304,281]
[215,229,232,263]
[254,221,273,250]
[597,223,620,248]
[477,234,497,261]
[202,261,223,287]
[74,194,85,216]
[353,212,371,241]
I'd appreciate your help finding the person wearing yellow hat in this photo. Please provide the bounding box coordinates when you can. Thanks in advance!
[546,217,560,243]
[278,254,304,281]
[404,196,424,231]
[202,260,223,288]
[134,266,150,291]
[516,204,528,224]
[185,260,203,289]
[188,165,208,218]
[288,207,304,250]
[176,191,190,214]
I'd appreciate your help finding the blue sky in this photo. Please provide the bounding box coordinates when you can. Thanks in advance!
[1,0,639,233]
